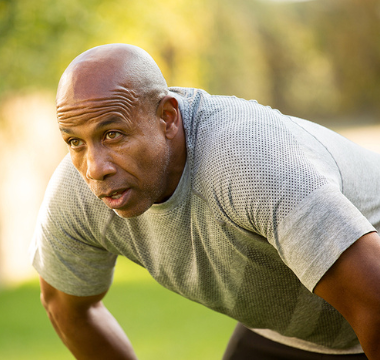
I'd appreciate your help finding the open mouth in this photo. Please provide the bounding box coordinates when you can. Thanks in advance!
[100,188,131,209]
[110,190,124,199]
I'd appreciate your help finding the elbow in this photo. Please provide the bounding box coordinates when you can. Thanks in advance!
[38,278,86,345]
[40,289,58,325]
[40,290,49,311]
[350,307,380,359]
[39,285,63,335]
[38,277,68,329]
[39,278,57,314]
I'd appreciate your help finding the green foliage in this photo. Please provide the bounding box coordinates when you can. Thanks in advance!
[0,0,103,94]
[1,0,380,120]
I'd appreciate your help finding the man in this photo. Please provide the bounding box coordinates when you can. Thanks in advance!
[31,43,380,359]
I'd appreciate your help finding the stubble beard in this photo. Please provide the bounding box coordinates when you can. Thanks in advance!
[114,146,172,218]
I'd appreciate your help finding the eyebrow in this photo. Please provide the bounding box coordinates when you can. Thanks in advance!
[59,117,128,134]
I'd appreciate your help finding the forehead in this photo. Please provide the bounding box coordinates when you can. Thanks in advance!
[57,57,127,101]
[57,88,141,129]
[59,114,136,136]
[56,56,143,124]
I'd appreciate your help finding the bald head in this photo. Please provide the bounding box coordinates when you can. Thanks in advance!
[56,44,187,218]
[56,44,168,121]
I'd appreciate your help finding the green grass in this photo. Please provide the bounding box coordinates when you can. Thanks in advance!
[0,280,69,360]
[0,257,235,359]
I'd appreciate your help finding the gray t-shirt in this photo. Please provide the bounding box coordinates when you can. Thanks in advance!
[31,87,380,353]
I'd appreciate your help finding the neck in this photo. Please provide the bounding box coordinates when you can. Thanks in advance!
[160,111,187,203]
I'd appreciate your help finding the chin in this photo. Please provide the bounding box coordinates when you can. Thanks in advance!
[113,203,152,218]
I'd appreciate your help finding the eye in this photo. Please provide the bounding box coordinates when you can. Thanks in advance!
[68,138,84,148]
[105,131,122,140]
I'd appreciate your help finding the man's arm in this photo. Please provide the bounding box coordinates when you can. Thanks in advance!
[314,231,380,359]
[39,277,138,360]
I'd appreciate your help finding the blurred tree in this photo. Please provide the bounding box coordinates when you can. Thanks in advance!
[311,0,380,119]
[0,0,104,95]
[0,0,379,120]
[204,0,380,120]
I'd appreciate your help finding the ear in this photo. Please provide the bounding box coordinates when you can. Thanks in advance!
[156,96,181,140]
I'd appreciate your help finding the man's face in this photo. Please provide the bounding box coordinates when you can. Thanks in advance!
[58,98,173,218]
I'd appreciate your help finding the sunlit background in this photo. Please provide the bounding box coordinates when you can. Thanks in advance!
[0,0,379,358]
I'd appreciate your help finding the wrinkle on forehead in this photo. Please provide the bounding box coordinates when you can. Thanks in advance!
[57,44,168,128]
[57,88,139,126]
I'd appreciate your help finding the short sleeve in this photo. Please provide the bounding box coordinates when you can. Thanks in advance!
[199,108,376,292]
[276,184,375,292]
[30,156,117,296]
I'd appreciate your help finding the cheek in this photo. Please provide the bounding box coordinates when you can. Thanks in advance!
[109,135,168,178]
[69,151,88,178]
[129,137,167,168]
[143,143,168,170]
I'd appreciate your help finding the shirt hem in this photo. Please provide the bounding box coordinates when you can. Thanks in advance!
[250,328,363,355]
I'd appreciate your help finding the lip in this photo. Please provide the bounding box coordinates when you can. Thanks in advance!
[99,188,131,209]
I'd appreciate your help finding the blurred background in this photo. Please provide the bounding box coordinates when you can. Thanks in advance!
[0,0,379,358]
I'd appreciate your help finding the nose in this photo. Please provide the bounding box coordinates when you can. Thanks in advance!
[86,146,117,181]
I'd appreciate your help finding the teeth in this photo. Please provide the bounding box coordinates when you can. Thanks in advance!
[107,190,121,199]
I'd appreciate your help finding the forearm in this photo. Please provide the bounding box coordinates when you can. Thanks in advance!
[47,301,138,360]
[314,233,380,360]
[349,312,380,360]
